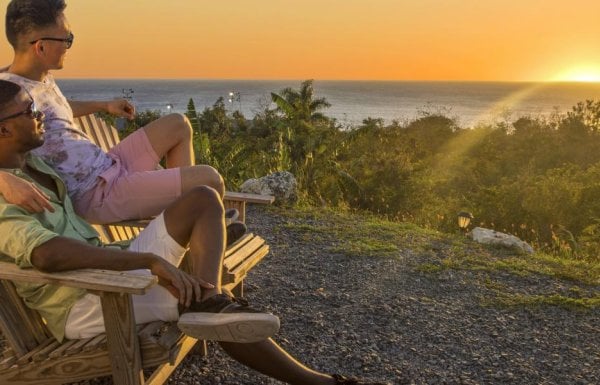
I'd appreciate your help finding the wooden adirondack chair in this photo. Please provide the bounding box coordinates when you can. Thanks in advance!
[0,114,274,384]
[0,266,183,385]
[73,113,274,296]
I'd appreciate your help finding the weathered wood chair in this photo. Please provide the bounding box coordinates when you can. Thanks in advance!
[0,114,274,384]
[0,265,178,385]
[74,114,274,296]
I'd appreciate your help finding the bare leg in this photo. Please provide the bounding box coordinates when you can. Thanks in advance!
[162,191,336,385]
[143,113,195,167]
[181,165,225,199]
[163,186,225,299]
[220,339,335,385]
[143,114,225,198]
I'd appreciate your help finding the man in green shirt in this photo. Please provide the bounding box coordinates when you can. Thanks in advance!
[0,80,389,385]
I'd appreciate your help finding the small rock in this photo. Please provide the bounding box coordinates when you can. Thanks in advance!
[240,171,298,205]
[470,227,534,253]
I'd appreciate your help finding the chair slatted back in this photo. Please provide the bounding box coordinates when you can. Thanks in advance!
[104,224,143,243]
[75,115,145,243]
[75,115,120,151]
[0,281,51,357]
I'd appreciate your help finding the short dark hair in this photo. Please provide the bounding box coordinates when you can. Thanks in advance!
[0,80,22,112]
[5,0,67,48]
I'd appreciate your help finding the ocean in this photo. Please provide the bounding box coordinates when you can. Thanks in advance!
[57,79,600,128]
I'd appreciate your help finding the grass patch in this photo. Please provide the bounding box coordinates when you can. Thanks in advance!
[483,292,600,310]
[330,239,399,255]
[415,263,444,273]
[275,206,599,288]
[276,206,439,258]
[282,223,326,233]
[423,251,599,286]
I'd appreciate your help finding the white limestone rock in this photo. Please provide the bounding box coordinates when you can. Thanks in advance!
[240,171,298,205]
[470,227,534,254]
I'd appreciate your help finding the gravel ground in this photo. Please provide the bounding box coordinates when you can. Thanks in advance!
[4,206,599,385]
[165,205,599,385]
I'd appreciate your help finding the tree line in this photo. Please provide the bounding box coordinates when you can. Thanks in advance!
[112,80,600,262]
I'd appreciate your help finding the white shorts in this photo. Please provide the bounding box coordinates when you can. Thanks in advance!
[64,213,187,340]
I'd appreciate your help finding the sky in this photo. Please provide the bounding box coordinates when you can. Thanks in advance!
[1,0,600,81]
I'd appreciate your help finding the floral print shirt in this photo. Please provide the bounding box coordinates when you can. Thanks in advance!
[0,72,114,199]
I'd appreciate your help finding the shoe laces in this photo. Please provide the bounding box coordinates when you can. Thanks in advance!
[231,296,249,307]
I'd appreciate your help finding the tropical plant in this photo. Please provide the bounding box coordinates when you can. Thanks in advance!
[270,79,331,122]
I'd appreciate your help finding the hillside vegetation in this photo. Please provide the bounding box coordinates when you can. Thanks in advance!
[112,80,600,264]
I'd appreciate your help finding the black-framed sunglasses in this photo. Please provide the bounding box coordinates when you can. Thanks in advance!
[29,32,74,49]
[0,101,43,123]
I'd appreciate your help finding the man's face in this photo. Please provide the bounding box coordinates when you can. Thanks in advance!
[29,13,73,70]
[0,90,45,151]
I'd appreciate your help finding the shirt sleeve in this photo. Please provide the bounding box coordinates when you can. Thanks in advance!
[0,203,59,268]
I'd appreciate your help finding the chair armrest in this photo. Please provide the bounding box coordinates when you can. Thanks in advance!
[224,191,275,204]
[0,261,156,295]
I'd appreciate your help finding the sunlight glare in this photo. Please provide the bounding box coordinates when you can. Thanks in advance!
[554,66,600,82]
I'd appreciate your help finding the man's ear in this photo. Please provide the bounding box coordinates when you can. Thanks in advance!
[30,40,44,55]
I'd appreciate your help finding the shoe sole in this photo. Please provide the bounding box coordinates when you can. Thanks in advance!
[177,313,280,343]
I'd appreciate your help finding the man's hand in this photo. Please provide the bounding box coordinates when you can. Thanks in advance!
[149,256,214,307]
[0,171,54,213]
[105,99,135,120]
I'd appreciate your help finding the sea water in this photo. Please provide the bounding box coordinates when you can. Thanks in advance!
[57,79,600,128]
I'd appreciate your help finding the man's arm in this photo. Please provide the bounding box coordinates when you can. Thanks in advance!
[68,99,135,119]
[0,171,54,213]
[31,236,208,306]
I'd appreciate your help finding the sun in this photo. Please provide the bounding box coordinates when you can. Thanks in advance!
[553,66,600,82]
[568,72,600,82]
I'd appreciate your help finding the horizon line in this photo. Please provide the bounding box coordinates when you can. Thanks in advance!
[55,77,600,84]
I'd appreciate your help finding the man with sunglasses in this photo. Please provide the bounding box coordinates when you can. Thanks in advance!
[0,79,389,385]
[0,0,235,230]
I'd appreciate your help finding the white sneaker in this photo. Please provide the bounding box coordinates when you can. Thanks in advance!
[177,294,280,343]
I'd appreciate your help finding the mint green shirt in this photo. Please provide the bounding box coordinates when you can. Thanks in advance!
[0,154,103,341]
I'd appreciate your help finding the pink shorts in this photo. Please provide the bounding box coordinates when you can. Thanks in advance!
[74,128,182,224]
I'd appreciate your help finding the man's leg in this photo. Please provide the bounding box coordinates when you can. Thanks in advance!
[181,165,225,199]
[144,113,225,197]
[220,340,336,385]
[142,113,195,168]
[161,190,338,384]
[75,164,224,224]
[162,185,225,298]
[133,190,380,385]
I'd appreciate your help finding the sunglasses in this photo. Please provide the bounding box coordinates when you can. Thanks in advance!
[29,32,74,49]
[0,101,43,123]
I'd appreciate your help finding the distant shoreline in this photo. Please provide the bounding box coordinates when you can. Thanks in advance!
[58,79,600,127]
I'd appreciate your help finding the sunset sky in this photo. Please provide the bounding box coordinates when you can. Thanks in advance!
[1,0,600,81]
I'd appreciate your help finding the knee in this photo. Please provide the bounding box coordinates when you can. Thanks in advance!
[168,113,193,140]
[203,166,225,197]
[183,186,224,216]
[181,165,225,198]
